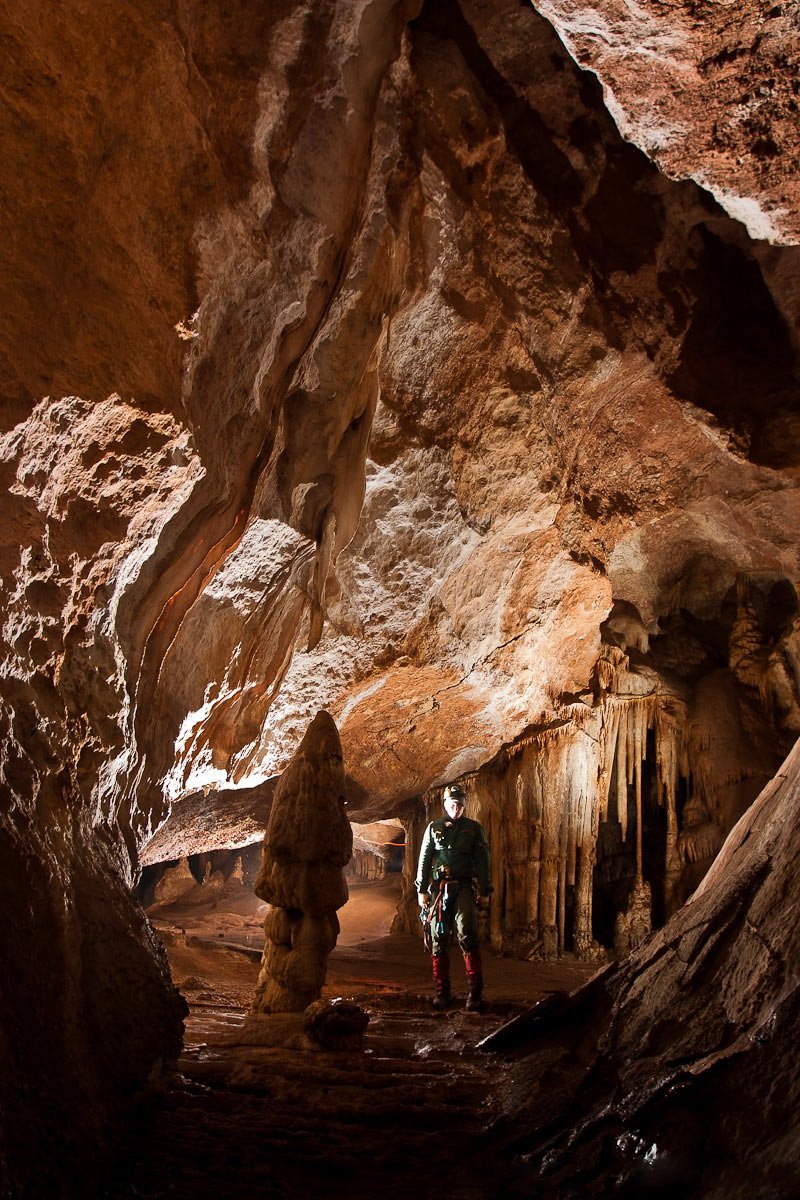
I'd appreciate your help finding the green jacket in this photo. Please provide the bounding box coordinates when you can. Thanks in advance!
[415,816,492,896]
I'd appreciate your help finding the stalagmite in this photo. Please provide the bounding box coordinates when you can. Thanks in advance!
[251,711,352,1014]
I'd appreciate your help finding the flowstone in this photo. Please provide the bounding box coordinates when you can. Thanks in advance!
[251,711,352,1014]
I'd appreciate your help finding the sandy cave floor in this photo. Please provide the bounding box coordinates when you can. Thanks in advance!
[100,877,597,1199]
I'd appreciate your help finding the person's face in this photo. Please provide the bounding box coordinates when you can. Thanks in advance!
[444,794,465,820]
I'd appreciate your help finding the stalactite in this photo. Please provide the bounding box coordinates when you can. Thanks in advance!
[346,847,387,881]
[598,702,620,822]
[616,707,628,840]
[634,736,643,880]
[527,822,542,934]
[566,787,577,890]
[398,650,759,962]
[655,704,684,915]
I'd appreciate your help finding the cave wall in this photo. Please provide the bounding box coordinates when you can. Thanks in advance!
[255,0,800,818]
[0,0,283,1189]
[486,733,800,1198]
[1,0,420,1189]
[1,0,799,1192]
[397,569,798,957]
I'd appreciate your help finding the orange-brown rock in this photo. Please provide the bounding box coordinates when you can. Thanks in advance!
[534,0,800,244]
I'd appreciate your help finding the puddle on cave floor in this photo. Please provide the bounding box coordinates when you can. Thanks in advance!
[102,878,597,1199]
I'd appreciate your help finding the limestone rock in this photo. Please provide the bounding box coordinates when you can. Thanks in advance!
[252,711,352,1013]
[304,998,370,1051]
[254,711,352,916]
[613,876,652,959]
[0,0,799,1191]
[491,734,800,1196]
[152,857,198,906]
[534,0,800,244]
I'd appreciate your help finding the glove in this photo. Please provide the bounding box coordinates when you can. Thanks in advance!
[418,891,430,909]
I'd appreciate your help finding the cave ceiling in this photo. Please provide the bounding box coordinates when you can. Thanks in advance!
[1,0,799,864]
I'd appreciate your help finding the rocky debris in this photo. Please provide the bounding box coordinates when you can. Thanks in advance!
[304,998,370,1051]
[252,712,352,1013]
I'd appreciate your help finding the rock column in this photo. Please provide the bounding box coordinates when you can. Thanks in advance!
[252,711,352,1014]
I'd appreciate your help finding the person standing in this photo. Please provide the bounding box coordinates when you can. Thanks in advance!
[415,783,492,1011]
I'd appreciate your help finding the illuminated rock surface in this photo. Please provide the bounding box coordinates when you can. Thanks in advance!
[0,0,799,1193]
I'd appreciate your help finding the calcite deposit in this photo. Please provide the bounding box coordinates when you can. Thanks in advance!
[0,0,799,1193]
[252,711,352,1013]
[482,734,800,1199]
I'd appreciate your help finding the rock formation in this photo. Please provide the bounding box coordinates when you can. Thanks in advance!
[482,733,800,1198]
[535,0,800,244]
[0,0,799,1192]
[252,711,352,1013]
[152,856,198,906]
[348,819,405,880]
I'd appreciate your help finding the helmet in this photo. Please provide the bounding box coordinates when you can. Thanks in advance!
[443,784,466,804]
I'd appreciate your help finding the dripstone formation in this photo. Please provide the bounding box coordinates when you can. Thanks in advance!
[252,711,352,1013]
[481,735,800,1198]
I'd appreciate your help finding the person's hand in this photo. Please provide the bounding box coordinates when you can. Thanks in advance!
[418,891,430,908]
[478,894,491,912]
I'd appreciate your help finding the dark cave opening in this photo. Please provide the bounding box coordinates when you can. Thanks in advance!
[592,730,669,948]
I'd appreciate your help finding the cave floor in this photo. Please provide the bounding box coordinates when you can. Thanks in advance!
[101,878,596,1199]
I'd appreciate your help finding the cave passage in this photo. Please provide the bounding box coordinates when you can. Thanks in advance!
[102,872,596,1199]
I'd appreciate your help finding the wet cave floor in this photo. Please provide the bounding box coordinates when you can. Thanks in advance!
[102,878,597,1200]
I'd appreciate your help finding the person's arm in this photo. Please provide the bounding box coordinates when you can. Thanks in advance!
[473,822,492,897]
[416,822,434,903]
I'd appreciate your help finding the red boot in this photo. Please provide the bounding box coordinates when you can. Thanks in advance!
[432,953,452,1009]
[463,948,484,1011]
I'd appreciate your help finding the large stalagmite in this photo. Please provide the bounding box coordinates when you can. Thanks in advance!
[252,711,352,1013]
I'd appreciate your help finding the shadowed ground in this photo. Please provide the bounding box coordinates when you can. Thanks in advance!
[99,877,596,1199]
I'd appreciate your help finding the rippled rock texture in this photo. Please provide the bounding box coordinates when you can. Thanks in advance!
[1,0,799,1192]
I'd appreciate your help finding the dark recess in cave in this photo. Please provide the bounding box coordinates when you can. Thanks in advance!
[592,732,668,947]
[668,226,800,467]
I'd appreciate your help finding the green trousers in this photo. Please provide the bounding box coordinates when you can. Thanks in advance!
[430,881,480,955]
